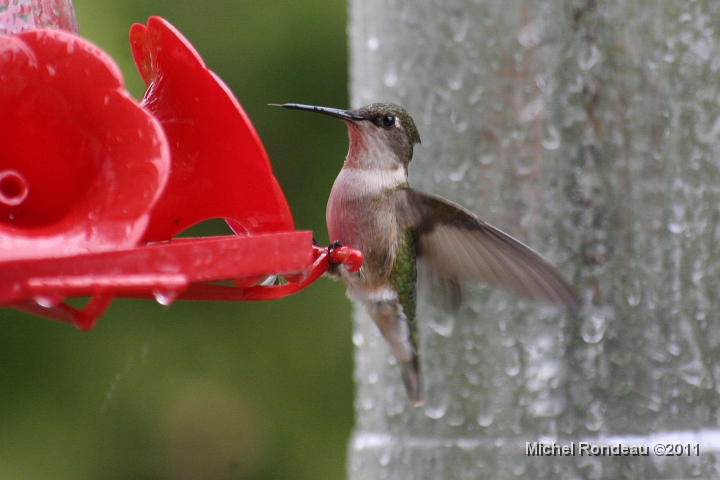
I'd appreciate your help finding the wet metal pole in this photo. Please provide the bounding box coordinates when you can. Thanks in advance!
[348,1,720,478]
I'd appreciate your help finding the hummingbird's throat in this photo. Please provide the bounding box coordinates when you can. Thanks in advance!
[346,122,405,170]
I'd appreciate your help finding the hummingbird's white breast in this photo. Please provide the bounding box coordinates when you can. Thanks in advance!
[326,166,406,292]
[326,166,405,240]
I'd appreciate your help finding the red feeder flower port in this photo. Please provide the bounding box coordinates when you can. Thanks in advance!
[0,17,362,330]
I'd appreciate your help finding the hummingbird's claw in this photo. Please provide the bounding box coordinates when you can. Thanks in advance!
[327,240,344,267]
[326,241,363,273]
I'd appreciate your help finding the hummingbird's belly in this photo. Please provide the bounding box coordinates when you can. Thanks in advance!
[327,183,393,248]
[326,167,404,241]
[327,177,399,287]
[327,201,366,245]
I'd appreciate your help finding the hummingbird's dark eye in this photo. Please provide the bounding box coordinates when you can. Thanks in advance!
[381,113,395,129]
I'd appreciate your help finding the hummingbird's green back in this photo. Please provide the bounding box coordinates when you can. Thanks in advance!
[389,228,418,349]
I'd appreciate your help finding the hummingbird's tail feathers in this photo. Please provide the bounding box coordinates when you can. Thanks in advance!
[400,355,424,406]
[365,298,424,404]
[395,189,580,311]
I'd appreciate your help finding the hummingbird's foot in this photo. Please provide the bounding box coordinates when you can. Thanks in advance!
[327,240,344,267]
[325,241,363,273]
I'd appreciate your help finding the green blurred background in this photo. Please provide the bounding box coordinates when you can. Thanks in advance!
[1,1,355,479]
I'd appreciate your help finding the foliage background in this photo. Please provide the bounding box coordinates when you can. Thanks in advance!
[1,1,354,479]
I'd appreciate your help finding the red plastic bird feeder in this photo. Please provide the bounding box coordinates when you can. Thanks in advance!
[0,17,361,330]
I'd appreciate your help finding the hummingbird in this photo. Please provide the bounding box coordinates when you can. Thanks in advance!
[277,102,578,405]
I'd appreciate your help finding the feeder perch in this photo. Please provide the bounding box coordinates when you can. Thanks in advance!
[0,18,362,330]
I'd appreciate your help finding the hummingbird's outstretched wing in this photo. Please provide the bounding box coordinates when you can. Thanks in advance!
[417,260,463,313]
[394,189,579,310]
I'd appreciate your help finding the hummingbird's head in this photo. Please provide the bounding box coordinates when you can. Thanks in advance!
[278,102,421,170]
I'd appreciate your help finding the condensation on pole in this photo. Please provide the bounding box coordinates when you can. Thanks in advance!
[348,1,720,478]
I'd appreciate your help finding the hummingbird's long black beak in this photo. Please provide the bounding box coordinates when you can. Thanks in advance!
[270,103,364,121]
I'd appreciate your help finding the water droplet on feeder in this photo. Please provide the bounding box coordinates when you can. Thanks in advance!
[153,289,179,306]
[33,294,65,308]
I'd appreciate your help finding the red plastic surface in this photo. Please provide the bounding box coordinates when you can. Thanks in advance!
[4,232,312,329]
[0,20,363,330]
[130,17,294,241]
[4,237,360,330]
[0,29,170,260]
